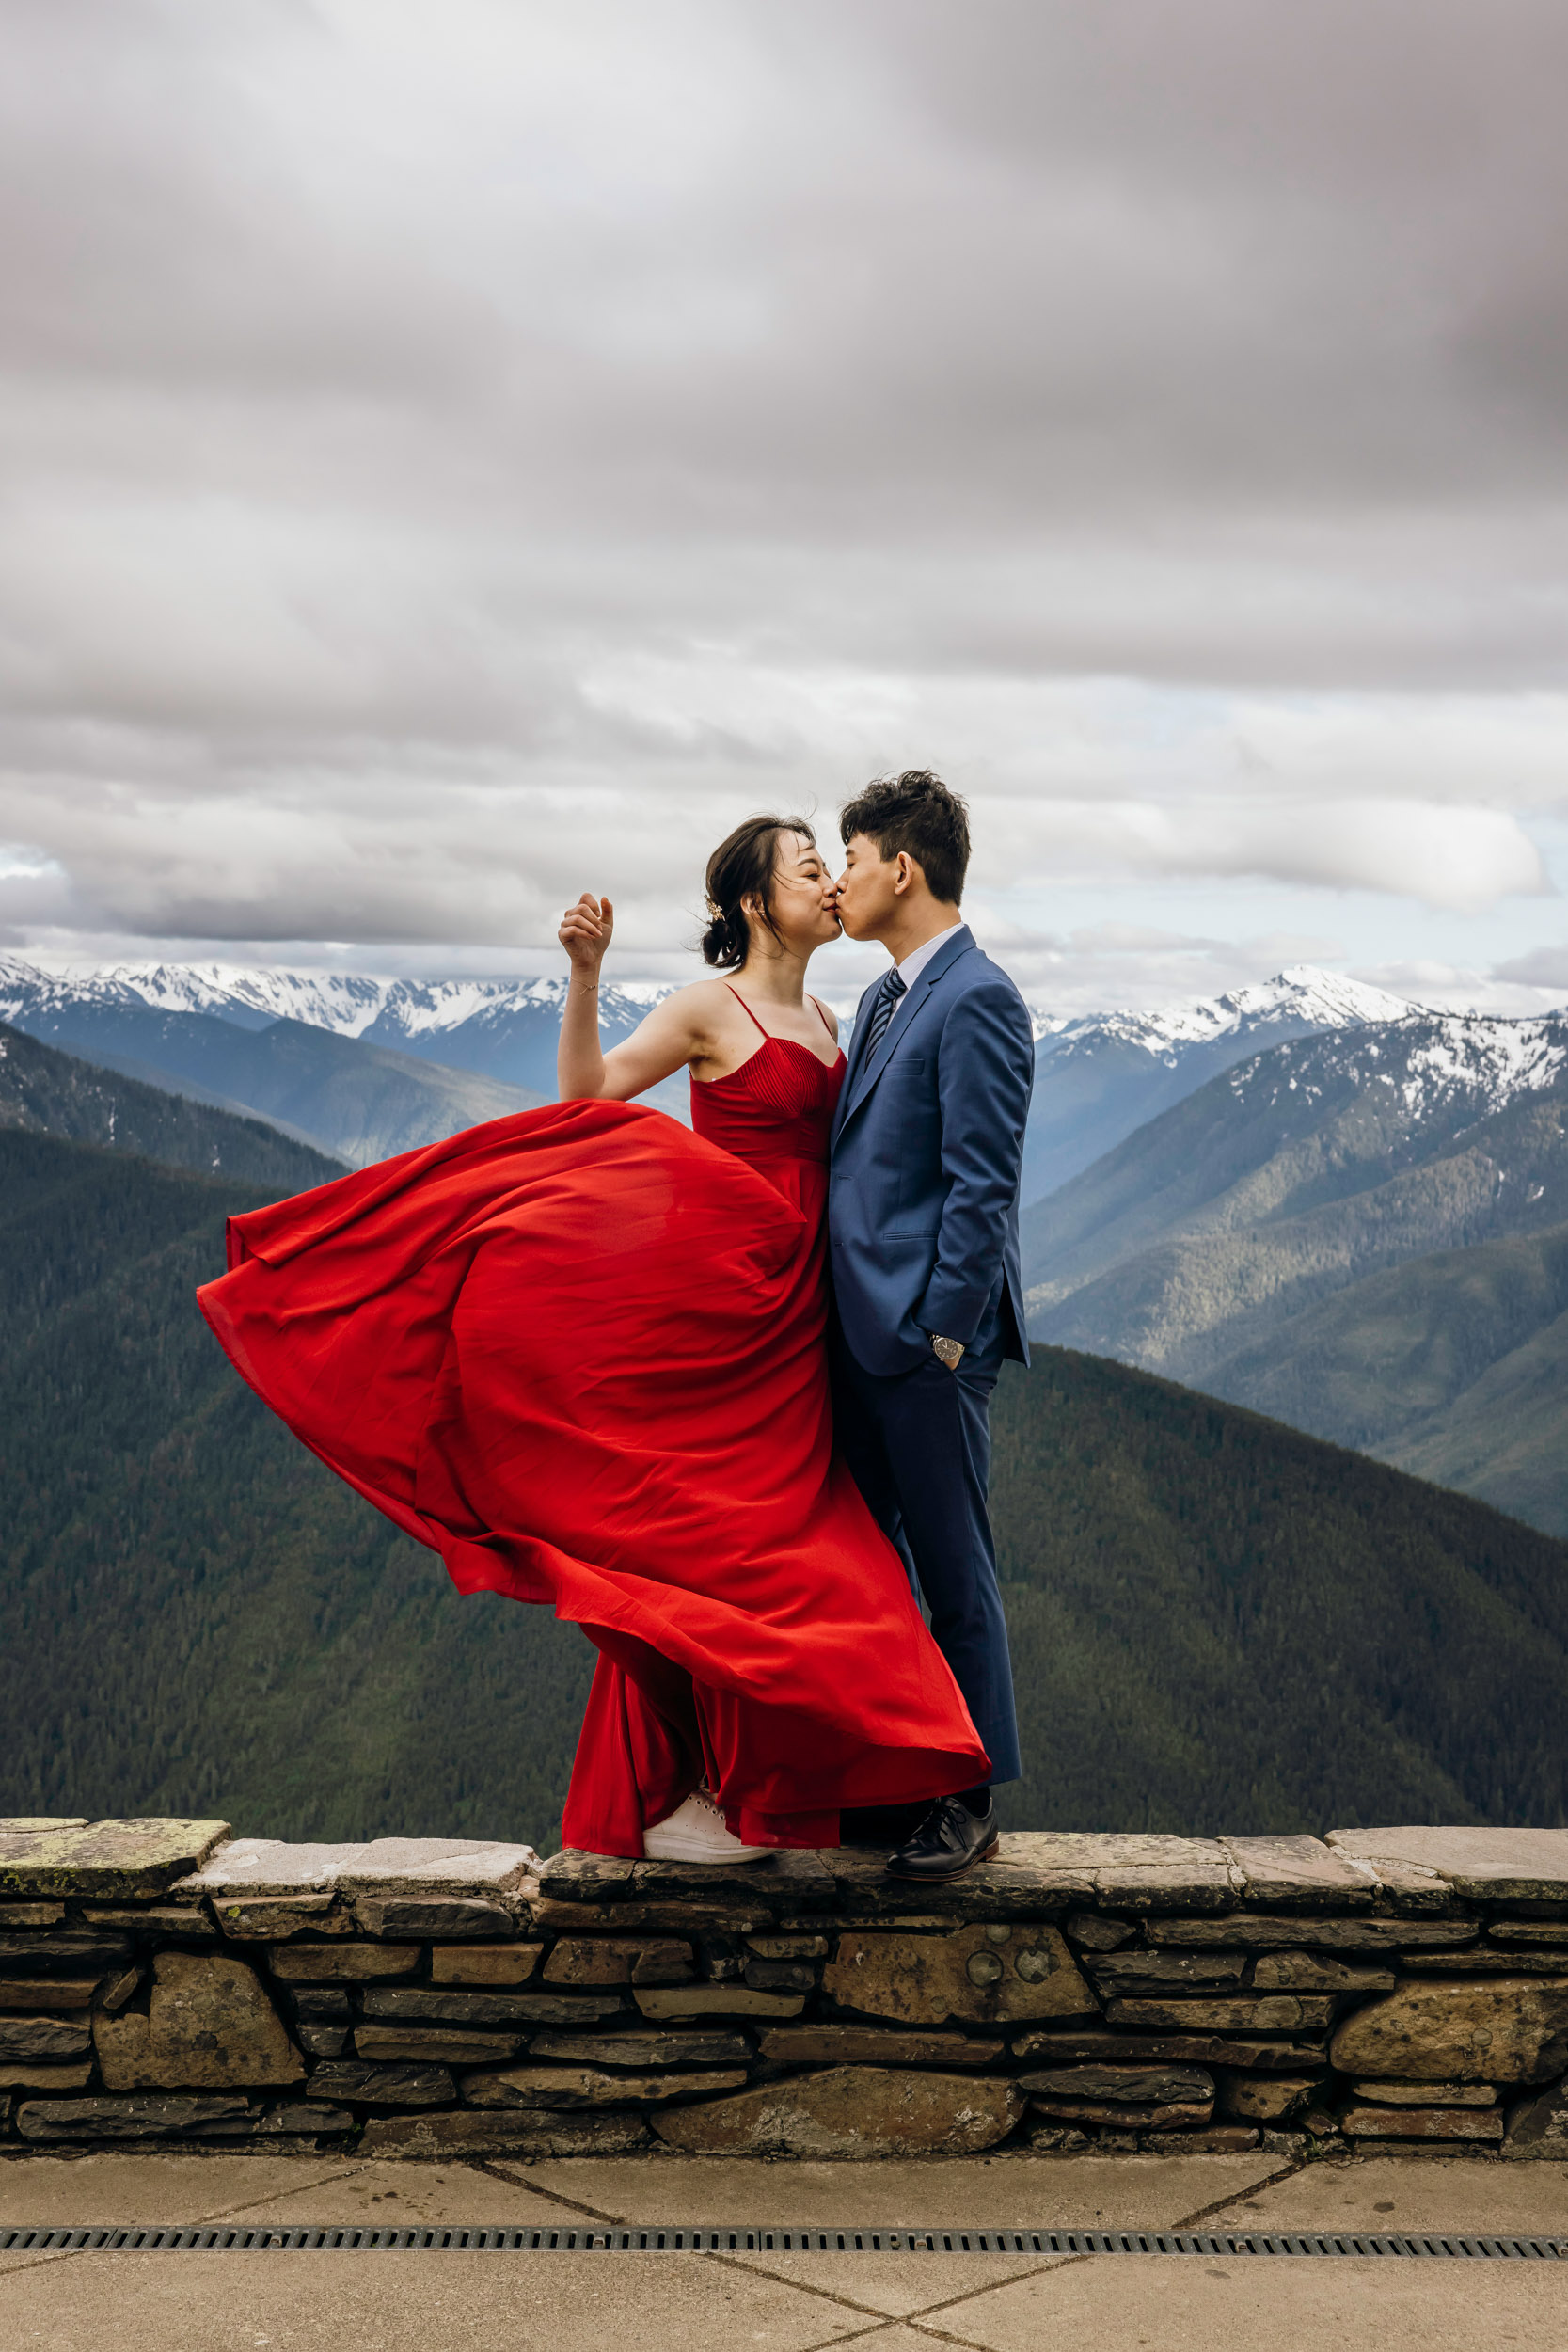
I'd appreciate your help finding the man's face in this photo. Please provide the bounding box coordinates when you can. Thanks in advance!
[832,834,902,941]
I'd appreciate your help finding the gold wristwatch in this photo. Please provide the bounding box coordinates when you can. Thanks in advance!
[930,1333,965,1369]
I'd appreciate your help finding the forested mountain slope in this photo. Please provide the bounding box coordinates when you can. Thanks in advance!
[1021,1013,1568,1531]
[0,1022,344,1192]
[1023,1013,1568,1336]
[1203,1220,1568,1534]
[0,1130,593,1843]
[990,1350,1568,1831]
[0,1002,547,1167]
[7,1127,1567,1844]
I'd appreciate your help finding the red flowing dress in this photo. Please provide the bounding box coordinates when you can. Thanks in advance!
[197,992,988,1855]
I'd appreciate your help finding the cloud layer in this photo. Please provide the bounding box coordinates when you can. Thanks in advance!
[2,0,1566,1005]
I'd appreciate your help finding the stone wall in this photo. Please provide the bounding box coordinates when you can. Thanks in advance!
[3,1819,1567,2162]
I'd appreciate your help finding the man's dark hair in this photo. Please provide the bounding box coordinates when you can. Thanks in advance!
[838,770,970,906]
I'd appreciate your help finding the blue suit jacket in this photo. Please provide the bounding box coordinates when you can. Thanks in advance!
[829,927,1034,1377]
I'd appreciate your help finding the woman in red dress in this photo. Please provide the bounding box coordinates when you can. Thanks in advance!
[198,816,988,1862]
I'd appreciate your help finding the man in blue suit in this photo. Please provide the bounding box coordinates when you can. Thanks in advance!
[829,771,1034,1880]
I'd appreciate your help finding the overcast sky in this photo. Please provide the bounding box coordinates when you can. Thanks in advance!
[3,0,1567,1012]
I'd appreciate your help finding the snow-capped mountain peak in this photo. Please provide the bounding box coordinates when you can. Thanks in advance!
[1396,1015,1568,1118]
[1028,965,1416,1060]
[0,953,1411,1059]
[1231,1009,1568,1125]
[0,956,388,1035]
[0,958,674,1041]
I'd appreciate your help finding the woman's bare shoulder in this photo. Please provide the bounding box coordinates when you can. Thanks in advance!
[659,975,738,1016]
[633,975,737,1037]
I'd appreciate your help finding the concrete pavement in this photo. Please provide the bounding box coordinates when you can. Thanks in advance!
[0,2148,1564,2348]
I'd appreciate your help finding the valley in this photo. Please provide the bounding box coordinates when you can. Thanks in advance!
[8,948,1568,1819]
[5,1091,1567,1848]
[1023,1009,1568,1533]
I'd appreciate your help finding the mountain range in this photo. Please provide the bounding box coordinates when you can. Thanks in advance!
[0,958,684,1152]
[9,950,1568,1535]
[0,955,1421,1201]
[6,1090,1568,1843]
[1022,966,1414,1201]
[1023,1010,1568,1532]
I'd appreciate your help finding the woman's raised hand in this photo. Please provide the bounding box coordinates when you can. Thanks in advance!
[560,892,613,978]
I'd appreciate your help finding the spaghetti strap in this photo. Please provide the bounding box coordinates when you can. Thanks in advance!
[724,985,770,1038]
[808,995,839,1046]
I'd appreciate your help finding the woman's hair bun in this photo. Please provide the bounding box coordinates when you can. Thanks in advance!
[701,904,751,969]
[701,813,816,972]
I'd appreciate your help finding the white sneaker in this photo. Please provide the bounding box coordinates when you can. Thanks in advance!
[642,1786,771,1864]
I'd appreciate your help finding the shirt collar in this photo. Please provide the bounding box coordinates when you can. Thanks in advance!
[893,921,965,991]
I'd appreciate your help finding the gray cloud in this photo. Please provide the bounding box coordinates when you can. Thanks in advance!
[1,0,1566,991]
[1495,945,1568,987]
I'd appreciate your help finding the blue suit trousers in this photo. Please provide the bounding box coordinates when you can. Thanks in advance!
[831,1337,1022,1787]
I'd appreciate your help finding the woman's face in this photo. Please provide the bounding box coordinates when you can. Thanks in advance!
[749,832,841,954]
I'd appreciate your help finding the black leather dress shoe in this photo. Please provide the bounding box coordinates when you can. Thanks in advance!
[886,1795,999,1881]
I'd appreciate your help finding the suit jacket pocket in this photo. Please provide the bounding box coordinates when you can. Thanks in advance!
[886,1069,941,1221]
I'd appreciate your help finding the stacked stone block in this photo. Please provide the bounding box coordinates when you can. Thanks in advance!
[2,1818,1566,2161]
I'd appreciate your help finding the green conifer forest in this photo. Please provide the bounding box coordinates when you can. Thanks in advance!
[5,1119,1566,1847]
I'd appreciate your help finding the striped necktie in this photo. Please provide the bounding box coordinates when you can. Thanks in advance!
[861,968,906,1058]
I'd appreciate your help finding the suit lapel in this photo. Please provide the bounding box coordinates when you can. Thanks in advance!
[838,926,974,1131]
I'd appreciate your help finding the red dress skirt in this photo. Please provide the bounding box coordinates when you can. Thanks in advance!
[198,1031,988,1854]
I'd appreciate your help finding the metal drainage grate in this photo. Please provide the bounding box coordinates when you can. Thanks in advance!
[2,2224,1565,2260]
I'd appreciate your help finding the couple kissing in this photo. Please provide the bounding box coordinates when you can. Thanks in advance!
[199,770,1035,1883]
